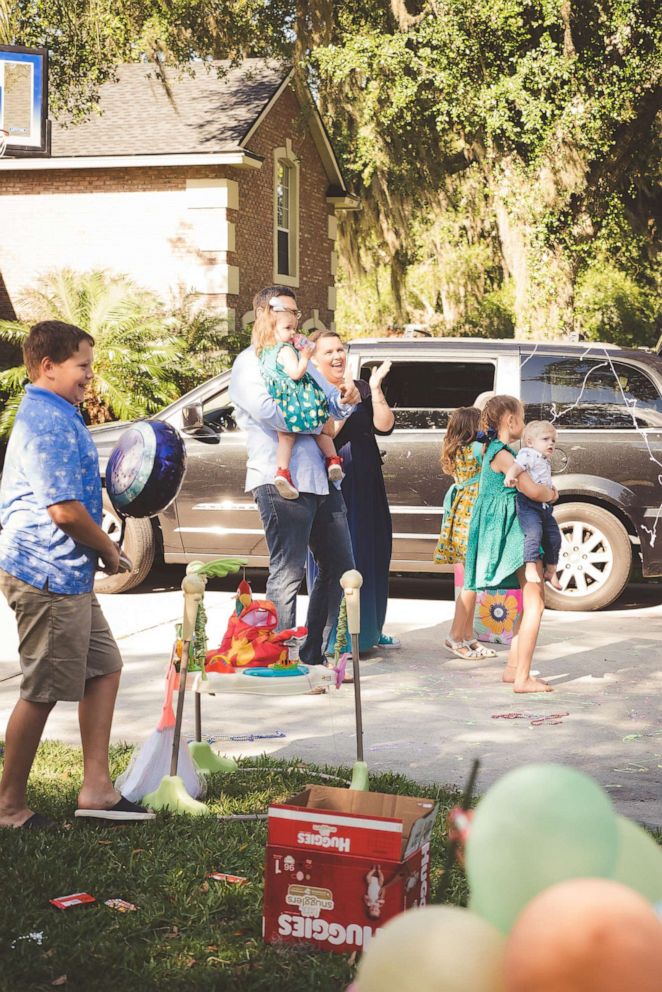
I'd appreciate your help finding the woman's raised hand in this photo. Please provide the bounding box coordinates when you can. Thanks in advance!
[369,360,392,391]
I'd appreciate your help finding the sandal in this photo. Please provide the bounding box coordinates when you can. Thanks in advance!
[466,640,497,659]
[443,638,481,660]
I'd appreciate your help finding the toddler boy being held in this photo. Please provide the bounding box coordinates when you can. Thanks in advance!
[504,420,563,589]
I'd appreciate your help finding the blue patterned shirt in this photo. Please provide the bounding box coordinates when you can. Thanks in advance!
[0,385,103,593]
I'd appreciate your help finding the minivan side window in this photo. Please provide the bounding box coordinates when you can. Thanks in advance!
[521,355,662,429]
[360,361,495,429]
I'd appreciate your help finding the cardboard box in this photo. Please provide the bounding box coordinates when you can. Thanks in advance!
[263,785,437,954]
[454,564,522,645]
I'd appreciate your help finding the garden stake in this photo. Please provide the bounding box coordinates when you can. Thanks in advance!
[436,758,480,902]
[340,570,369,791]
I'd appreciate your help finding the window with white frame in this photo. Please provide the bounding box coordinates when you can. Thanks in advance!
[273,143,299,286]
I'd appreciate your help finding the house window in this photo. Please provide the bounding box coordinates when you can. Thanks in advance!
[277,162,291,275]
[273,142,299,286]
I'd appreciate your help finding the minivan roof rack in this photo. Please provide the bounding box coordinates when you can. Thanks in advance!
[347,335,620,349]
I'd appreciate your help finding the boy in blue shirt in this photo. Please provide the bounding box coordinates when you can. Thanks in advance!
[0,321,153,827]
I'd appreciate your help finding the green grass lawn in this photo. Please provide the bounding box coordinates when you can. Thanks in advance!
[0,742,468,992]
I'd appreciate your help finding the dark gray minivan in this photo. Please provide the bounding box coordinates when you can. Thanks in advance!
[91,337,662,612]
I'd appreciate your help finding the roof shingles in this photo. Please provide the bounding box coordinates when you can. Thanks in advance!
[51,59,289,158]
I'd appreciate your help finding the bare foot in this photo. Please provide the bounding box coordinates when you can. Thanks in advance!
[77,788,121,811]
[514,677,553,693]
[502,666,517,683]
[525,563,541,584]
[0,803,35,828]
[544,569,562,589]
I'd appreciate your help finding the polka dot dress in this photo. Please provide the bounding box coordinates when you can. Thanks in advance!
[259,343,329,432]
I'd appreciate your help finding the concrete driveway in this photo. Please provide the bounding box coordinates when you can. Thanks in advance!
[1,569,661,827]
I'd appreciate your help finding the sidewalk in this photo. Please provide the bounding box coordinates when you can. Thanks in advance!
[1,573,661,827]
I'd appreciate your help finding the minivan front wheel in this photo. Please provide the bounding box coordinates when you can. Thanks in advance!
[94,494,156,594]
[544,502,632,612]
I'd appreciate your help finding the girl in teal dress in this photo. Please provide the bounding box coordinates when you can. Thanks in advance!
[464,395,558,694]
[253,300,343,500]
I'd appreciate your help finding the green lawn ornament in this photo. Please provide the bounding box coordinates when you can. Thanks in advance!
[186,559,244,774]
[143,558,244,814]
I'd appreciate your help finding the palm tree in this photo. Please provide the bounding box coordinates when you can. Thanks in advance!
[0,269,192,437]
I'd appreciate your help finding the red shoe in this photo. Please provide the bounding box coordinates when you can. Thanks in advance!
[274,468,299,499]
[326,456,344,482]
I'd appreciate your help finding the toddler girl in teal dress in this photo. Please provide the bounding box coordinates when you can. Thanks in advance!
[253,298,343,499]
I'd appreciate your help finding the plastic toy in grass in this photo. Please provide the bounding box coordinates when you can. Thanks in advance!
[115,643,206,803]
[189,572,370,794]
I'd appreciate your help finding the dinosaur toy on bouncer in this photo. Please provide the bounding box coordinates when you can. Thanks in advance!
[205,579,307,672]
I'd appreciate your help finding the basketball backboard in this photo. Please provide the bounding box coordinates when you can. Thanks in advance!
[0,45,50,156]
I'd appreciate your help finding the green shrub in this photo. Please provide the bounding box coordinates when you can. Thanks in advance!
[0,270,239,438]
[454,283,516,339]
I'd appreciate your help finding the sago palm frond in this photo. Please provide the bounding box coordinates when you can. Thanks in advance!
[0,319,29,346]
[2,269,223,429]
[0,364,29,392]
[86,275,159,337]
[38,270,82,325]
[0,390,24,439]
[92,375,153,422]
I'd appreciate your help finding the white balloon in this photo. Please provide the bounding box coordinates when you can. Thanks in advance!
[356,905,506,992]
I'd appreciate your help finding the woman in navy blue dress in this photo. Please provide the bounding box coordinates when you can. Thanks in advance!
[306,330,397,654]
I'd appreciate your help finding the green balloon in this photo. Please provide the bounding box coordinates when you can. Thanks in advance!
[465,763,619,933]
[610,815,662,903]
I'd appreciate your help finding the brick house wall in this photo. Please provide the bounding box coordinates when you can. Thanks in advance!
[231,84,336,328]
[0,80,337,332]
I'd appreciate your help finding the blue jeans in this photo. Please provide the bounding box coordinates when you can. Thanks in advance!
[516,493,562,566]
[253,485,355,665]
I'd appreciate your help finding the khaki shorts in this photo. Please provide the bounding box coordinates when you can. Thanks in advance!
[0,569,123,703]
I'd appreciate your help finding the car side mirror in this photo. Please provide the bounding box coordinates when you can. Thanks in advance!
[182,403,204,431]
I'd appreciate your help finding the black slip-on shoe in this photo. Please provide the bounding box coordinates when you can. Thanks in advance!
[20,812,57,830]
[75,796,155,822]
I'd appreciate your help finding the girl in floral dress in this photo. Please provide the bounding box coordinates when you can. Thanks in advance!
[435,407,496,661]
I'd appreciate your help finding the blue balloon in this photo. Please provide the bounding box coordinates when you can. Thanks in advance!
[655,900,662,921]
[106,420,186,518]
